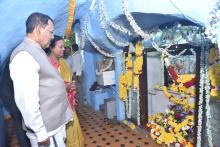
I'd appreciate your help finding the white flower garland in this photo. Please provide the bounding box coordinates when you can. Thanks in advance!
[123,0,149,40]
[161,54,165,85]
[197,46,213,147]
[127,90,132,118]
[105,30,130,47]
[152,41,188,59]
[190,48,196,56]
[86,33,115,58]
[204,47,213,147]
[79,17,87,50]
[196,46,205,147]
[136,79,140,126]
[100,0,132,36]
[121,53,131,118]
[84,14,115,58]
[125,94,129,118]
[98,0,130,47]
[109,21,132,36]
[205,0,220,43]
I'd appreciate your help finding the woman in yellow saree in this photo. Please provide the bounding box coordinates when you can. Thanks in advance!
[47,35,84,147]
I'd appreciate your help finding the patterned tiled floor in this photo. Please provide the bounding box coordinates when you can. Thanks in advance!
[78,106,161,147]
[7,105,161,147]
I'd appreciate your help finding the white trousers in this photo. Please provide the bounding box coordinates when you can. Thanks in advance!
[26,126,66,147]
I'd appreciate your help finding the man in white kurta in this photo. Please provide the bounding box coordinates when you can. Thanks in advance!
[10,12,72,147]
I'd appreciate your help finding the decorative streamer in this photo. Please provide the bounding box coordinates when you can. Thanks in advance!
[65,0,76,37]
[204,47,213,147]
[123,0,149,39]
[98,0,130,47]
[99,0,132,36]
[196,46,205,147]
[84,14,115,58]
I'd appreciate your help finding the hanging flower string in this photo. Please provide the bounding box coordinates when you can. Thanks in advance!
[205,0,220,43]
[161,54,165,85]
[125,54,133,88]
[196,46,205,147]
[84,14,115,58]
[204,47,213,147]
[126,90,132,118]
[196,45,213,147]
[133,42,143,90]
[209,47,220,98]
[119,42,143,124]
[119,53,132,118]
[136,79,140,126]
[125,53,133,118]
[152,41,188,59]
[119,74,127,101]
[133,42,143,126]
[123,0,149,40]
[79,16,87,50]
[98,0,129,47]
[65,0,76,37]
[86,33,114,58]
[109,21,132,36]
[99,0,132,36]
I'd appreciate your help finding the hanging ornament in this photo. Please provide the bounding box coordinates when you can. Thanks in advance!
[65,0,76,37]
[119,74,127,101]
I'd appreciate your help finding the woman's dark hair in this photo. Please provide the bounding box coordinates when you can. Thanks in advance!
[26,12,53,33]
[49,35,63,48]
[44,35,63,54]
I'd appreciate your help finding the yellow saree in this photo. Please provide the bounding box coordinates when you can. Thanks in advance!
[59,58,84,147]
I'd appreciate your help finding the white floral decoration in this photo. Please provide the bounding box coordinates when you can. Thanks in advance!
[79,17,87,50]
[136,79,140,126]
[86,33,115,58]
[123,0,149,40]
[85,14,115,57]
[98,0,130,47]
[125,94,129,118]
[109,21,132,36]
[127,90,132,118]
[205,0,220,43]
[99,0,132,36]
[161,54,164,85]
[196,46,205,147]
[105,30,130,47]
[151,41,188,59]
[204,47,213,147]
[197,46,213,147]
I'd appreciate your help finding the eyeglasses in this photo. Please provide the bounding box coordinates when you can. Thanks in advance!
[46,29,54,35]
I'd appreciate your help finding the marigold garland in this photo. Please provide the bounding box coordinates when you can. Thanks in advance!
[134,42,143,74]
[163,86,195,110]
[119,74,127,101]
[133,42,143,90]
[65,0,76,37]
[209,47,220,98]
[125,54,133,89]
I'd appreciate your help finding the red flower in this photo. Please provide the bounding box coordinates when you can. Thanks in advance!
[188,111,193,115]
[174,113,182,119]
